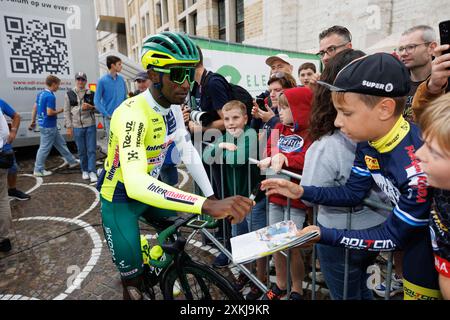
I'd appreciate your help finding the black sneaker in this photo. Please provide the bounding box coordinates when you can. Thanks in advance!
[245,284,263,300]
[288,291,304,300]
[8,188,31,201]
[0,239,11,252]
[261,284,287,300]
[233,273,250,292]
[212,253,230,269]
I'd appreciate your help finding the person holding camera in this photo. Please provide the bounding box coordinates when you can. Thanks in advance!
[64,72,98,182]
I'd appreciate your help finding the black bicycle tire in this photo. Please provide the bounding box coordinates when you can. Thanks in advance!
[162,260,243,300]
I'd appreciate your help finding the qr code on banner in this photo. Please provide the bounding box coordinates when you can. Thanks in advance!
[1,14,73,78]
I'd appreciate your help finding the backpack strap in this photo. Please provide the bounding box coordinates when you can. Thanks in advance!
[67,89,78,107]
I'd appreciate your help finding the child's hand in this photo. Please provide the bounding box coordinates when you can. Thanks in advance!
[258,157,272,170]
[270,153,288,173]
[295,225,321,248]
[218,142,237,151]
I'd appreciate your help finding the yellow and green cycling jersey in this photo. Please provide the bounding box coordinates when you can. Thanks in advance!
[98,90,214,214]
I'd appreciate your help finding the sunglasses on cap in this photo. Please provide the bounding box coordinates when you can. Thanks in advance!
[153,66,196,85]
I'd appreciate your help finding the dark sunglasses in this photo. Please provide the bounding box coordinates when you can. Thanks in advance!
[153,66,196,85]
[76,77,87,81]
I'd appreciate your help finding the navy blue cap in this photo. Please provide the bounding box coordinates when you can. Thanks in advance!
[317,53,411,97]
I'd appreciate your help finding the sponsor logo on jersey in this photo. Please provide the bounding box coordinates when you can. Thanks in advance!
[136,122,145,148]
[434,255,450,276]
[147,139,173,152]
[364,155,380,170]
[127,151,139,161]
[405,145,428,203]
[339,237,396,250]
[371,173,401,204]
[404,287,438,300]
[431,210,448,235]
[277,134,304,153]
[123,121,135,149]
[147,182,198,205]
[147,154,164,165]
[164,111,177,135]
[120,269,139,277]
[107,146,120,181]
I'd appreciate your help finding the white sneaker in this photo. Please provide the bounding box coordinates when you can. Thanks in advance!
[68,159,80,168]
[89,172,97,183]
[82,171,89,180]
[33,170,52,177]
[373,274,403,298]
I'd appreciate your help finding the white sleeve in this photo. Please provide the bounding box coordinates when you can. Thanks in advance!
[172,105,215,198]
[0,110,9,150]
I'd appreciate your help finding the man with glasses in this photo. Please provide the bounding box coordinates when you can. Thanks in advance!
[398,25,437,121]
[318,25,353,66]
[97,31,254,299]
[307,26,353,87]
[64,72,98,182]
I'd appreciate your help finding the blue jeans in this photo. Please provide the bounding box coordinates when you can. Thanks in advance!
[245,198,267,232]
[34,127,77,173]
[231,218,249,237]
[316,243,379,300]
[74,125,97,173]
[158,164,178,185]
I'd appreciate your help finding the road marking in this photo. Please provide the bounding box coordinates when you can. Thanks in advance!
[19,174,43,195]
[11,216,103,300]
[177,168,189,189]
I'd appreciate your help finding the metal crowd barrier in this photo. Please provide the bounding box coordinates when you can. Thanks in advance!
[191,140,396,300]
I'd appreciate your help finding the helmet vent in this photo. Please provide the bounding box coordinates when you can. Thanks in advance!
[151,53,170,59]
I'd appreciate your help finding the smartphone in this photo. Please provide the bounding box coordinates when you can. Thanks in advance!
[186,219,209,229]
[256,97,268,112]
[439,20,450,55]
[249,182,265,203]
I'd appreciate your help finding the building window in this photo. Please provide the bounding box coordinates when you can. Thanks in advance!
[146,12,150,35]
[162,0,169,25]
[218,0,226,40]
[178,0,186,13]
[141,16,146,37]
[103,47,107,53]
[179,18,187,33]
[235,0,244,43]
[131,25,135,44]
[192,12,197,35]
[156,2,162,28]
[110,43,115,50]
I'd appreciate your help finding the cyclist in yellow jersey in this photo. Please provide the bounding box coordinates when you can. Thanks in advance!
[98,32,254,300]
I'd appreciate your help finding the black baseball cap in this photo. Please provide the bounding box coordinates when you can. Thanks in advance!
[317,53,411,97]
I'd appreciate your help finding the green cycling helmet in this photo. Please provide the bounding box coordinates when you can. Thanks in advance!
[141,32,200,70]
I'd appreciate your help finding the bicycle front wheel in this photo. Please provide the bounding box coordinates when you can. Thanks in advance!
[162,260,243,300]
